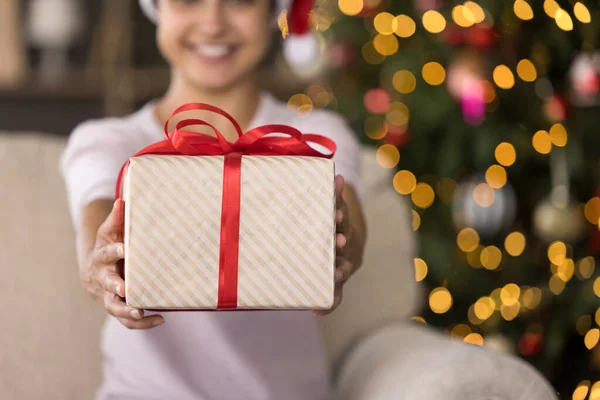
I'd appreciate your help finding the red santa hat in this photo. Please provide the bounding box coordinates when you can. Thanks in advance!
[139,0,318,68]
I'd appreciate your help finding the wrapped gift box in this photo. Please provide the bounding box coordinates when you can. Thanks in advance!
[121,153,336,310]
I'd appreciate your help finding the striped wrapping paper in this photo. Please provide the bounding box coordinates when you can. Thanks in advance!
[122,154,336,310]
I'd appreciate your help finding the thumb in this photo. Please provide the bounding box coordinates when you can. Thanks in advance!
[100,199,124,237]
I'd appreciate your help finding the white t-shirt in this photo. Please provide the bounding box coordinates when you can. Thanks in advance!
[60,91,362,400]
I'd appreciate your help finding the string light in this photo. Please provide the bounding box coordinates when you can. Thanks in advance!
[574,2,591,24]
[468,304,483,325]
[422,62,446,86]
[593,277,600,297]
[457,228,480,252]
[373,33,399,56]
[596,309,600,327]
[574,381,591,400]
[501,284,521,306]
[517,59,537,82]
[555,9,574,31]
[338,0,363,16]
[495,142,516,166]
[522,287,542,309]
[387,102,410,126]
[374,12,398,35]
[493,65,515,89]
[411,183,435,208]
[544,0,560,18]
[393,70,417,93]
[467,245,484,269]
[549,274,566,295]
[549,123,568,147]
[590,382,600,400]
[474,296,495,320]
[414,258,428,282]
[452,5,475,28]
[429,287,453,313]
[450,323,472,339]
[463,333,484,346]
[557,258,575,282]
[481,246,502,270]
[577,257,596,279]
[422,10,446,34]
[412,209,421,231]
[514,0,534,21]
[393,170,417,194]
[548,241,567,265]
[505,231,526,256]
[585,197,600,225]
[376,144,400,168]
[395,15,416,38]
[500,303,520,320]
[464,1,485,23]
[586,329,600,350]
[532,130,552,154]
[485,165,507,189]
[287,94,313,114]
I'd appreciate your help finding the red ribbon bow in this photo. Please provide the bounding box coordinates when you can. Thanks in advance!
[115,102,337,309]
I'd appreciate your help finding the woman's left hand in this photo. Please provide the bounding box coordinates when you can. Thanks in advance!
[313,175,357,316]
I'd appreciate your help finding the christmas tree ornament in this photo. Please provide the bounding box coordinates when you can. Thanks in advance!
[518,332,543,357]
[452,175,517,238]
[447,52,488,125]
[568,51,600,107]
[544,94,568,122]
[533,148,586,242]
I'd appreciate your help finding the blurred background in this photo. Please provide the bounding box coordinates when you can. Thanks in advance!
[1,0,600,398]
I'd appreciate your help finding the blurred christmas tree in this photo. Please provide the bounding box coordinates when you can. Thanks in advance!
[315,0,600,396]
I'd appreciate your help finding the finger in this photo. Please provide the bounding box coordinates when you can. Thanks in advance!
[98,268,126,297]
[94,242,125,266]
[335,175,345,205]
[335,259,354,282]
[117,315,165,330]
[99,199,124,237]
[336,233,347,250]
[336,209,344,224]
[313,285,343,317]
[104,292,144,319]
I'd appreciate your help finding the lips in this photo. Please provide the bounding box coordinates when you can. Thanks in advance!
[185,43,237,61]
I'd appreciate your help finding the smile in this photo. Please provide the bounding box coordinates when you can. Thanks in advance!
[186,44,237,61]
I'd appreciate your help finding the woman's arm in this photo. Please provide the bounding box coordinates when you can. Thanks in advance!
[343,183,367,271]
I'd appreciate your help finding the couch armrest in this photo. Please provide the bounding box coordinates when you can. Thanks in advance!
[333,323,557,400]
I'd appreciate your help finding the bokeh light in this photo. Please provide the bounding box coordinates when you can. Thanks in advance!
[578,257,596,279]
[457,228,480,252]
[411,315,426,324]
[414,258,428,282]
[590,382,600,400]
[517,59,537,82]
[557,258,575,282]
[501,284,521,306]
[287,94,313,114]
[450,323,472,338]
[393,170,417,194]
[364,88,391,114]
[373,33,399,56]
[594,277,600,297]
[364,116,387,139]
[474,296,495,320]
[500,303,520,320]
[387,102,410,126]
[422,62,446,86]
[493,65,515,89]
[481,246,502,270]
[429,287,453,313]
[505,232,526,256]
[555,9,573,31]
[549,274,566,295]
[464,1,485,23]
[468,304,483,325]
[532,130,552,154]
[514,0,534,21]
[549,123,568,147]
[574,381,591,400]
[495,142,516,166]
[393,70,417,93]
[473,183,495,207]
[586,329,600,350]
[463,333,484,346]
[338,0,363,16]
[522,287,542,309]
[543,0,560,18]
[574,2,591,23]
[452,5,475,28]
[376,144,400,168]
[374,12,398,35]
[577,315,592,336]
[362,42,385,64]
[422,10,446,34]
[412,209,421,231]
[411,183,435,208]
[585,197,600,225]
[395,14,416,38]
[485,165,507,189]
[548,241,567,265]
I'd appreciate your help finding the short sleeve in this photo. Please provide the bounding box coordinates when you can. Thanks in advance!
[59,121,134,232]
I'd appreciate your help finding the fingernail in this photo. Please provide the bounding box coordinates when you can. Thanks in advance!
[152,317,164,326]
[130,309,142,320]
[117,245,124,258]
[338,235,347,247]
[115,284,121,295]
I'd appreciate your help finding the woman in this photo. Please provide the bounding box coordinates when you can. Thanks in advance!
[60,0,367,398]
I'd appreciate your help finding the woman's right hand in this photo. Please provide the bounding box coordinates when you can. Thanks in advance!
[81,199,164,329]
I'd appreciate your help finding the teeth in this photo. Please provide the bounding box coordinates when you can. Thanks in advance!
[195,45,230,57]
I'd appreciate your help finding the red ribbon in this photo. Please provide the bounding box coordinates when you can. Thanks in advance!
[115,102,336,309]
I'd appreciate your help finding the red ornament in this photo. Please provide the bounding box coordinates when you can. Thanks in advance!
[383,123,409,148]
[465,26,496,49]
[364,89,391,115]
[518,333,543,357]
[544,95,568,122]
[443,23,465,46]
[328,42,355,68]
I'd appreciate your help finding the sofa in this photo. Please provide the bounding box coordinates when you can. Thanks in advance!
[0,132,557,399]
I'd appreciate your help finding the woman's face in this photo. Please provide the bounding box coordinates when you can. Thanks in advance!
[156,0,274,91]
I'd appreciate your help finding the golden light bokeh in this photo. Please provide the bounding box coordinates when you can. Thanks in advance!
[481,246,502,270]
[574,381,591,400]
[463,333,484,346]
[522,287,542,309]
[474,296,495,320]
[414,258,428,282]
[422,62,446,86]
[574,2,591,23]
[549,123,568,147]
[429,287,453,314]
[374,12,398,35]
[412,209,421,231]
[452,5,475,28]
[458,228,480,252]
[517,59,537,82]
[387,101,410,126]
[393,70,417,94]
[577,315,592,336]
[557,258,575,282]
[373,33,399,56]
[422,10,446,34]
[543,0,560,18]
[485,165,507,189]
[493,65,515,90]
[411,315,427,324]
[585,197,600,224]
[578,257,596,280]
[490,288,503,310]
[437,178,457,204]
[338,0,363,16]
[594,277,600,297]
[585,329,600,350]
[287,94,313,114]
[464,1,485,23]
[500,303,520,321]
[395,14,416,38]
[547,241,567,265]
[590,382,600,400]
[467,245,484,269]
[505,231,526,256]
[376,144,400,168]
[412,183,435,209]
[473,183,495,207]
[555,8,574,31]
[364,116,387,140]
[532,130,552,154]
[482,80,496,103]
[393,170,417,194]
[596,309,600,328]
[362,42,385,64]
[450,323,472,338]
[277,9,289,38]
[513,0,534,21]
[501,283,521,306]
[495,142,516,166]
[549,274,566,295]
[468,304,483,325]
